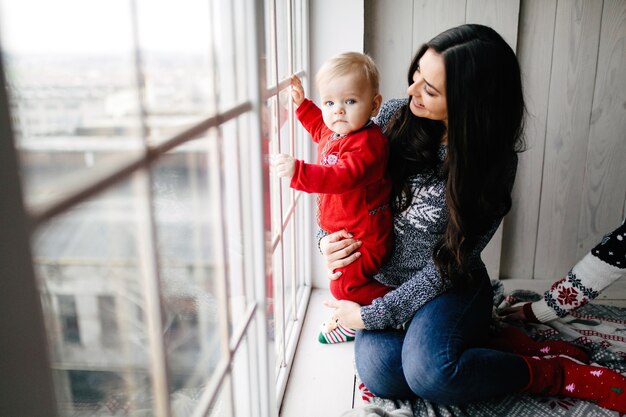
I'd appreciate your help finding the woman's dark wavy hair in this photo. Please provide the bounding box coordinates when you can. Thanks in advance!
[384,24,525,287]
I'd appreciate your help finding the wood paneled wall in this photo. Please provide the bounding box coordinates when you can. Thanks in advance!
[364,0,626,298]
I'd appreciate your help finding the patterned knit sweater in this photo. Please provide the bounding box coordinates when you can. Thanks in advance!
[356,99,517,330]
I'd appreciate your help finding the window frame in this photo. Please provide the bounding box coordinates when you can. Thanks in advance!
[0,0,311,416]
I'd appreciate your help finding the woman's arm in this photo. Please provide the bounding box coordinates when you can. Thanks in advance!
[360,195,509,330]
[360,258,447,329]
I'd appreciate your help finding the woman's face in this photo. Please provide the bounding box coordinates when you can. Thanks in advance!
[407,48,448,124]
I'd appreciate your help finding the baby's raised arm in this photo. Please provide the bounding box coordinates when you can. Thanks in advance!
[290,74,305,107]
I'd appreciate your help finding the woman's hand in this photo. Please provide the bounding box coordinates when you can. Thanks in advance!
[324,299,365,329]
[320,229,362,280]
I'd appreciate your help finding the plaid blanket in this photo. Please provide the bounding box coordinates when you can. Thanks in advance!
[354,282,626,417]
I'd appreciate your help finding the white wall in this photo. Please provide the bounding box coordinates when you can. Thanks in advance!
[309,0,364,99]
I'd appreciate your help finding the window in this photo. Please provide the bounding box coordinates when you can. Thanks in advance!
[58,295,81,345]
[0,0,310,416]
[98,295,120,348]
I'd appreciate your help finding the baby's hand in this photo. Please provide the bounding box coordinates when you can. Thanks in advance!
[290,74,305,107]
[272,153,296,179]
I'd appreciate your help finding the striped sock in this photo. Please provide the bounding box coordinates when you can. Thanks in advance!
[358,382,375,403]
[318,322,356,344]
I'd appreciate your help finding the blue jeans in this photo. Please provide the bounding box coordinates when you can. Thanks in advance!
[355,269,530,405]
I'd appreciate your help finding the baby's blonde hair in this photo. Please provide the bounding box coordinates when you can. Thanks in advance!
[315,52,380,95]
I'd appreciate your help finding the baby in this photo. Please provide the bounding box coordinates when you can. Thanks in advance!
[274,52,393,344]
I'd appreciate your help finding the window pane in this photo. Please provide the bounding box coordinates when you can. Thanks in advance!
[231,337,255,417]
[232,0,251,106]
[221,118,251,327]
[33,176,156,415]
[211,0,238,111]
[152,136,224,401]
[279,221,294,341]
[0,0,143,208]
[277,88,294,219]
[275,0,290,81]
[135,0,216,145]
[264,0,275,87]
[237,113,265,312]
[293,0,307,71]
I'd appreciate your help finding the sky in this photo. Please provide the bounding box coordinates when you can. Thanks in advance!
[0,0,214,55]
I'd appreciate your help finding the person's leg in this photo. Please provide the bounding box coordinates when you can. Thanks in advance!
[522,355,626,413]
[401,270,530,404]
[354,328,415,399]
[487,325,590,363]
[321,238,392,344]
[330,240,391,306]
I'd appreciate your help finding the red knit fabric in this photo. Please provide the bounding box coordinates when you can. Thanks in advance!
[291,99,393,305]
[520,355,626,413]
[488,325,590,363]
[522,302,541,323]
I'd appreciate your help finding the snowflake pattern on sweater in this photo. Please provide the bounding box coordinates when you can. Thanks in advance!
[544,272,598,318]
[397,183,443,233]
[358,99,515,329]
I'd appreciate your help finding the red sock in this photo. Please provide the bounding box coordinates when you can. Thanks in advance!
[521,355,626,413]
[358,382,375,403]
[488,326,590,363]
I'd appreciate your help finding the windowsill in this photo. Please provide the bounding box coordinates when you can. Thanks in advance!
[280,288,362,417]
[280,283,626,417]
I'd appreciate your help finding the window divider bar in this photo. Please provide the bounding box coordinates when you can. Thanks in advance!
[210,133,236,407]
[29,102,252,230]
[271,192,302,252]
[290,193,298,322]
[264,70,305,100]
[129,0,171,414]
[132,174,172,417]
[205,0,237,402]
[152,102,252,155]
[229,303,257,352]
[266,0,289,372]
[246,0,275,413]
[190,358,231,417]
[287,0,298,323]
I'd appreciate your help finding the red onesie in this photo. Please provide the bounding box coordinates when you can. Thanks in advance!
[290,98,393,305]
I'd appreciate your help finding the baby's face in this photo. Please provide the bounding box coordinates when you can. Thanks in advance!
[318,74,380,136]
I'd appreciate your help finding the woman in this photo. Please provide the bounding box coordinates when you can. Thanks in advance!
[322,24,626,412]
